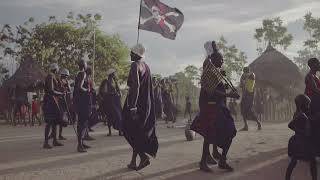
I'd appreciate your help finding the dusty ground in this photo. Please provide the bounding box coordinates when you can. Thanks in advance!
[0,120,296,180]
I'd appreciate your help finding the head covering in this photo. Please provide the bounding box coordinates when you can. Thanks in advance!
[204,41,213,56]
[131,44,146,58]
[106,68,116,76]
[49,63,59,71]
[295,94,310,111]
[308,58,320,68]
[60,68,70,76]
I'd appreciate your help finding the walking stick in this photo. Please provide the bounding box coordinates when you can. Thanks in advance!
[63,95,77,135]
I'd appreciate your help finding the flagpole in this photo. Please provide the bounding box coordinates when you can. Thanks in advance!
[137,0,142,44]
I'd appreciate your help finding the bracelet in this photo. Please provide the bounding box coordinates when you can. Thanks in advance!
[130,107,137,111]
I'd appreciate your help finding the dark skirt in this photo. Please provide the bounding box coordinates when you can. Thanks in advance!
[191,103,237,148]
[42,94,61,124]
[191,104,218,144]
[241,93,257,120]
[288,134,315,161]
[122,98,158,157]
[102,95,122,130]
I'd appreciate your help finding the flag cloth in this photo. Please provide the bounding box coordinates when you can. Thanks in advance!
[139,0,184,40]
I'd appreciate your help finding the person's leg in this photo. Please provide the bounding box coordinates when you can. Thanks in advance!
[52,123,63,146]
[219,140,234,171]
[43,123,52,149]
[59,125,66,140]
[310,158,317,180]
[285,158,297,180]
[37,115,41,126]
[240,116,249,131]
[128,150,138,170]
[200,139,212,172]
[31,114,34,126]
[136,151,150,171]
[212,144,223,160]
[254,114,262,130]
[77,113,87,152]
[207,145,217,165]
[107,119,112,136]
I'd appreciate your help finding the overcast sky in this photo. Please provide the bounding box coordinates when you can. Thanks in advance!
[0,0,320,76]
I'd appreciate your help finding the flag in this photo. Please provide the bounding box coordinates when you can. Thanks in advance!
[139,0,184,40]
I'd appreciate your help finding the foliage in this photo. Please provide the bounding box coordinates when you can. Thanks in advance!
[184,65,199,85]
[217,36,247,82]
[254,17,293,54]
[0,64,9,83]
[294,13,320,74]
[0,12,129,84]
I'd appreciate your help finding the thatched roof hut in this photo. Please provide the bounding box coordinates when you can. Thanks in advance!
[3,55,46,89]
[249,43,304,97]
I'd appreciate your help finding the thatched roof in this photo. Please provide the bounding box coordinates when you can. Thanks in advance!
[249,43,304,96]
[3,56,47,89]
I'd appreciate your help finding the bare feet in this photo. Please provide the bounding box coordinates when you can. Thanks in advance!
[219,160,234,172]
[77,145,87,153]
[239,126,248,131]
[127,163,137,170]
[43,143,52,149]
[199,162,213,173]
[136,157,150,171]
[207,156,217,165]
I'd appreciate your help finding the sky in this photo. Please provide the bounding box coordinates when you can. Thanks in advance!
[0,0,320,76]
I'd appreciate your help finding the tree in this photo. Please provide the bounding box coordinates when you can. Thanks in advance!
[0,64,9,83]
[254,17,293,54]
[0,12,129,84]
[184,65,199,86]
[217,36,247,82]
[294,13,320,74]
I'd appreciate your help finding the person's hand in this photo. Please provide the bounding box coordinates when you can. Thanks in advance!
[228,92,240,99]
[130,107,138,120]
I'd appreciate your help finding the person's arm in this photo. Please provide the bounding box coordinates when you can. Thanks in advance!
[66,81,72,94]
[115,79,122,97]
[128,62,140,110]
[289,114,308,135]
[79,72,89,92]
[48,75,63,96]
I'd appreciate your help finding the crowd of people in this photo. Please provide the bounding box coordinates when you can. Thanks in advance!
[39,40,320,177]
[39,39,265,172]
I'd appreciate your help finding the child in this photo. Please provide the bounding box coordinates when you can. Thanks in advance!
[285,94,317,180]
[31,95,41,126]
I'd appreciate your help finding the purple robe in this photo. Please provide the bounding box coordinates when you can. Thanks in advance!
[122,61,158,157]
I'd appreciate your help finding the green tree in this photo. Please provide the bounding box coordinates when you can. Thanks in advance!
[217,36,247,82]
[0,64,9,83]
[0,12,129,84]
[294,13,320,74]
[184,65,199,86]
[254,17,293,54]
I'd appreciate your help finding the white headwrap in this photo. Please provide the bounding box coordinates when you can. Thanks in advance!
[204,41,213,56]
[106,68,116,76]
[131,44,146,58]
[49,63,59,71]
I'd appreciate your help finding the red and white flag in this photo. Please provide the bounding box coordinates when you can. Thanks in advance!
[139,0,184,40]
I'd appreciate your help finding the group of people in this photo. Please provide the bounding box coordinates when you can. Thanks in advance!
[285,57,320,180]
[42,59,123,152]
[152,76,178,125]
[42,40,320,176]
[41,44,158,170]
